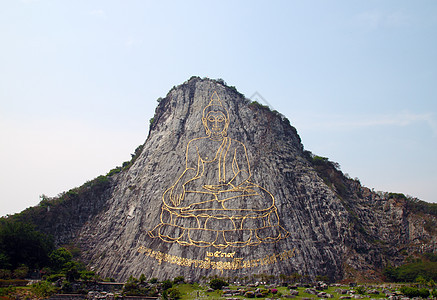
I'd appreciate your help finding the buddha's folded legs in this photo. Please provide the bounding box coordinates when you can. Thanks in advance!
[148,203,288,248]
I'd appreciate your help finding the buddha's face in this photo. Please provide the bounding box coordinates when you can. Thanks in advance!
[204,111,227,136]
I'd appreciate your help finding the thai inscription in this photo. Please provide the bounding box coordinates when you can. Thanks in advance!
[137,246,296,270]
[206,251,235,258]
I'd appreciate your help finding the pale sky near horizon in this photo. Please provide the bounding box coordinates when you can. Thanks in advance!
[1,1,436,217]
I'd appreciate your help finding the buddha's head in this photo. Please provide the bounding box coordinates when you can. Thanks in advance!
[202,92,230,138]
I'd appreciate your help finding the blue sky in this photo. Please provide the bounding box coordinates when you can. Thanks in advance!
[1,1,436,216]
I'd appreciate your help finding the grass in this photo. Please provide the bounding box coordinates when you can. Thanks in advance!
[2,282,432,299]
[173,284,407,300]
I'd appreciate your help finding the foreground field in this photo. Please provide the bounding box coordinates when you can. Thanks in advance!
[1,280,436,299]
[172,283,435,300]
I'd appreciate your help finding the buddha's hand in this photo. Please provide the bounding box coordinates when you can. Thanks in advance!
[170,184,185,206]
[203,184,235,193]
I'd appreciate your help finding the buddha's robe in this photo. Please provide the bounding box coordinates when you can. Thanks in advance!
[163,137,274,214]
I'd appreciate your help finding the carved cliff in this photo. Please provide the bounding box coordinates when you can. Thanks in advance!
[12,77,437,282]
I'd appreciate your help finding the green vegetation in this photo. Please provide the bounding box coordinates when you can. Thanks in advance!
[0,221,54,272]
[399,286,430,298]
[305,151,348,199]
[0,222,97,298]
[406,197,437,217]
[2,271,437,299]
[31,280,58,298]
[209,277,228,290]
[1,143,145,259]
[384,259,437,282]
[248,100,270,110]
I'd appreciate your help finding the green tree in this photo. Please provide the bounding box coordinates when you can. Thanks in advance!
[50,247,73,272]
[80,270,96,281]
[0,221,54,270]
[63,261,83,282]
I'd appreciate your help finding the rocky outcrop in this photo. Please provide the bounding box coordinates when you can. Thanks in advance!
[18,77,437,281]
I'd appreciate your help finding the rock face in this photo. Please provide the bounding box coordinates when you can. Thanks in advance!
[20,77,437,281]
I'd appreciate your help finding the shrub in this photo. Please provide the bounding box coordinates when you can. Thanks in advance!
[149,277,158,284]
[12,265,28,279]
[163,287,181,300]
[400,286,430,298]
[161,279,173,291]
[355,286,366,294]
[139,274,146,283]
[46,273,64,282]
[384,261,437,282]
[210,278,228,290]
[80,270,96,281]
[0,286,16,297]
[31,281,58,298]
[173,276,185,284]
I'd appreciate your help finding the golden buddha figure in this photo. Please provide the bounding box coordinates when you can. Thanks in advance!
[149,92,288,248]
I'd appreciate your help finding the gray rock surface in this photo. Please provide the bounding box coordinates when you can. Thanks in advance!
[22,77,437,282]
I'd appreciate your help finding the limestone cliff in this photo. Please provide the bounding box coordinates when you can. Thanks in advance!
[14,77,437,281]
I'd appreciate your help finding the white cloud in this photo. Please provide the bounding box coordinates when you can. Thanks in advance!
[295,111,437,136]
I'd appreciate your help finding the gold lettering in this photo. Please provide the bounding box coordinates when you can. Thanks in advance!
[137,246,297,270]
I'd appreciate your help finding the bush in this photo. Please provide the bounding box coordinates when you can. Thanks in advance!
[12,265,29,279]
[209,278,228,290]
[31,281,58,298]
[46,273,64,282]
[161,279,173,291]
[61,280,72,293]
[149,277,158,284]
[173,276,185,284]
[400,286,430,298]
[80,270,96,281]
[163,287,181,300]
[0,286,16,297]
[355,286,366,294]
[384,261,437,282]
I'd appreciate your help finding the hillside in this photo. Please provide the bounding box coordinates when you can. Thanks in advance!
[3,77,437,282]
